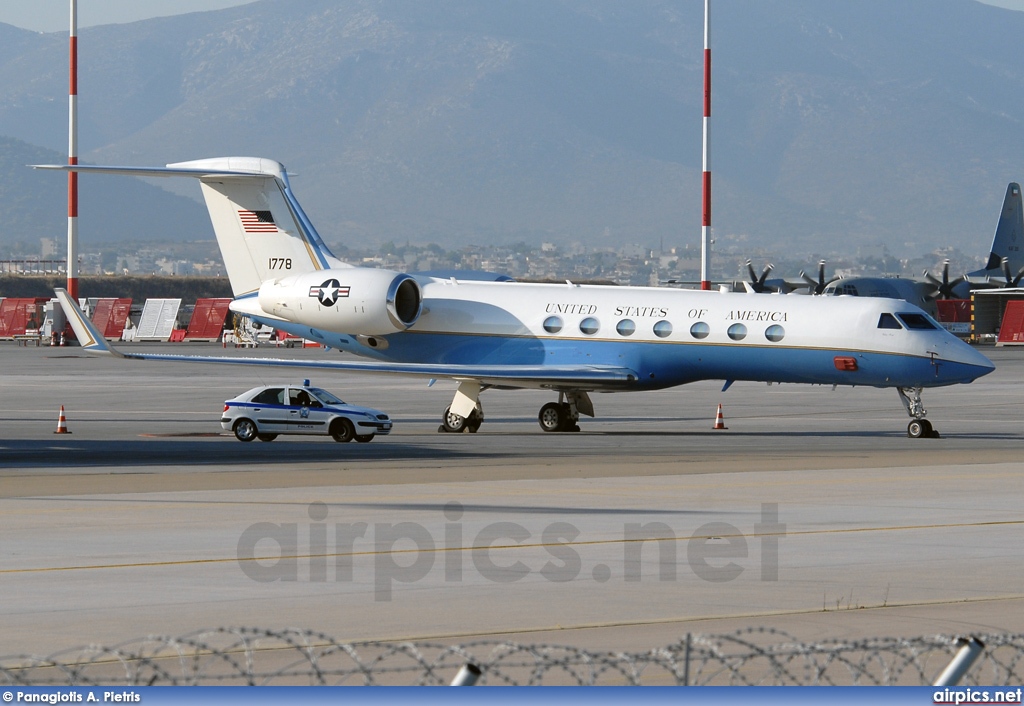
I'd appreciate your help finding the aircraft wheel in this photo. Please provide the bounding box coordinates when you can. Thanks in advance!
[354,434,374,443]
[442,406,468,433]
[907,419,932,439]
[257,433,277,442]
[331,419,355,443]
[233,418,258,442]
[538,402,566,432]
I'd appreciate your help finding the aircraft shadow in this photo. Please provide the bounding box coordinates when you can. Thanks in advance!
[0,438,494,470]
[14,496,746,517]
[580,430,1022,440]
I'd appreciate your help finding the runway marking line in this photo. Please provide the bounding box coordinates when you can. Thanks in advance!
[2,517,1023,575]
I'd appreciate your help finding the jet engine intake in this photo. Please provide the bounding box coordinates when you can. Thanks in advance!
[258,268,422,335]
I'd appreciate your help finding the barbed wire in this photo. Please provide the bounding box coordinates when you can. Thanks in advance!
[2,627,1023,686]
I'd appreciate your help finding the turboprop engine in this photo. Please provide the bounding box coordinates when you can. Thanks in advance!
[258,268,422,335]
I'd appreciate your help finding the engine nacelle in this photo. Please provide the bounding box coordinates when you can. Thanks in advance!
[258,268,422,335]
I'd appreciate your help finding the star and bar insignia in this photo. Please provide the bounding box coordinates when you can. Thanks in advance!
[308,279,350,307]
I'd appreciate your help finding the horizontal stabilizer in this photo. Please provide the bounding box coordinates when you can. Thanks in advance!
[34,158,344,297]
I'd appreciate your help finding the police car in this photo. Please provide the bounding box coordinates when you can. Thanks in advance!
[221,381,392,443]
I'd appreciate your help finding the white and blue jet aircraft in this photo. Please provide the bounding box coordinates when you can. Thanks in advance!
[39,157,994,438]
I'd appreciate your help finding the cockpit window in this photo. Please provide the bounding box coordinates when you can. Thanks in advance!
[877,313,903,330]
[896,313,938,330]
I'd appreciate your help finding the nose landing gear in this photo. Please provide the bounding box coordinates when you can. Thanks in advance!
[898,387,940,438]
[907,418,933,439]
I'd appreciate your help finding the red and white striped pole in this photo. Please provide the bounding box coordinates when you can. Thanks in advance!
[700,0,712,291]
[67,0,79,299]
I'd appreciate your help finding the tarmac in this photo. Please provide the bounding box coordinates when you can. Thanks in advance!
[1,342,1022,657]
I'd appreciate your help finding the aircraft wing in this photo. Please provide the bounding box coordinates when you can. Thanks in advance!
[55,290,639,390]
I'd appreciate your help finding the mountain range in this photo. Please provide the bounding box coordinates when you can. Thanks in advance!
[2,0,1023,259]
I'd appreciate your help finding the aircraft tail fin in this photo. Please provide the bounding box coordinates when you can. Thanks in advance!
[34,158,346,297]
[982,182,1023,273]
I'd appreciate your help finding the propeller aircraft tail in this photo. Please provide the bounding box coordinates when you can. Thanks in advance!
[981,182,1023,274]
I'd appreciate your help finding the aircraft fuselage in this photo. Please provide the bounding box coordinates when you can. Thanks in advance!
[237,277,993,392]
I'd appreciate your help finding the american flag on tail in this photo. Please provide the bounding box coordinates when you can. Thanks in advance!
[238,210,278,233]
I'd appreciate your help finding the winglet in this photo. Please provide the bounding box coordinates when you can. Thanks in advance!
[55,289,122,356]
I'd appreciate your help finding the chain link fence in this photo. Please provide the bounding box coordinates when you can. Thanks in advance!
[3,627,1023,686]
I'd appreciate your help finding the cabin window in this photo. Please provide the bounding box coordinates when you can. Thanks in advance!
[878,313,902,329]
[653,320,673,338]
[765,324,785,342]
[579,317,600,335]
[616,319,636,337]
[689,322,710,339]
[727,323,747,341]
[543,315,563,334]
[896,313,938,330]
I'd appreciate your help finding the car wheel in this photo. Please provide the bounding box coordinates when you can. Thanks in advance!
[331,418,355,443]
[257,433,277,442]
[354,434,374,443]
[233,418,258,442]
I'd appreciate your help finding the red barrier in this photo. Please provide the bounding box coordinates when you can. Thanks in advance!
[997,300,1024,345]
[184,298,232,341]
[90,298,132,340]
[0,298,49,337]
[935,299,971,323]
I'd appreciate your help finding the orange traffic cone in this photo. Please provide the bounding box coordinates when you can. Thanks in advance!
[54,405,71,434]
[712,404,727,430]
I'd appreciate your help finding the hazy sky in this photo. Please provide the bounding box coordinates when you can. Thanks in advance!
[0,0,1022,33]
[0,1,256,33]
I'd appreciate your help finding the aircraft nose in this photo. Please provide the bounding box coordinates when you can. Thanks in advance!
[942,340,995,381]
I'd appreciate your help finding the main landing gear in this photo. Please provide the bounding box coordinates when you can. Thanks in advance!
[898,387,940,439]
[437,384,595,434]
[538,391,591,432]
[439,403,483,433]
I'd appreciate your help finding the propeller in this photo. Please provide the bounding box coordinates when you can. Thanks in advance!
[922,259,968,300]
[799,260,839,295]
[744,260,775,293]
[999,257,1024,288]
